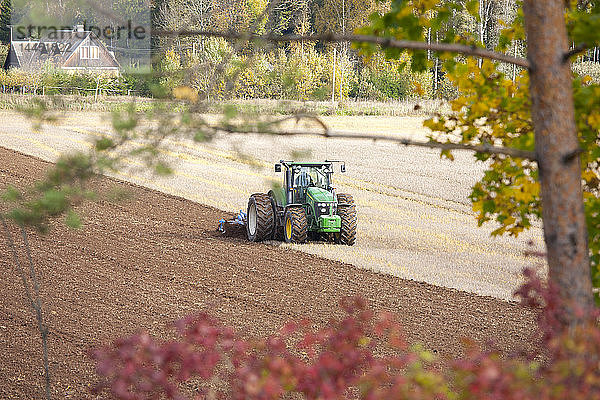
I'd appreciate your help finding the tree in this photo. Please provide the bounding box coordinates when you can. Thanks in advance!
[170,1,597,319]
[266,0,312,36]
[4,0,598,349]
[0,0,10,44]
[313,0,380,36]
[3,3,600,398]
[521,0,594,316]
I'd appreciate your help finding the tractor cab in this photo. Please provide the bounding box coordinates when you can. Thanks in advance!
[273,161,344,205]
[288,164,332,203]
[244,160,355,245]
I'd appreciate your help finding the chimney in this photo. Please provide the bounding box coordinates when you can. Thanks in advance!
[74,24,84,33]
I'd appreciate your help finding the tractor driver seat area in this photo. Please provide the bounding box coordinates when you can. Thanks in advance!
[294,171,313,187]
[293,171,313,202]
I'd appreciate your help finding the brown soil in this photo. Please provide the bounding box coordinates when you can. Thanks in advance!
[0,147,536,399]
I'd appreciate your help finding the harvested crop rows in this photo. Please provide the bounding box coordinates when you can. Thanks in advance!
[0,147,536,399]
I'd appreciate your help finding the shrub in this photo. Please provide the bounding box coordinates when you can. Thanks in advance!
[0,68,150,97]
[350,53,418,101]
[230,54,271,100]
[436,74,460,100]
[121,73,153,97]
[91,268,600,400]
[186,37,233,99]
[159,49,183,95]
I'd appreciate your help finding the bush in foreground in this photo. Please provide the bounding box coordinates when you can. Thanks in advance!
[92,269,600,399]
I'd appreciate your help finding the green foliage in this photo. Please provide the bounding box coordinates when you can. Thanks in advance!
[0,97,191,233]
[425,58,600,290]
[95,138,115,152]
[1,185,21,202]
[352,52,432,100]
[65,209,82,229]
[278,47,332,101]
[266,0,311,35]
[424,59,538,237]
[16,97,59,130]
[314,0,381,35]
[568,1,600,50]
[0,153,95,232]
[209,0,268,32]
[358,0,481,72]
[176,43,343,101]
[163,43,436,102]
[154,162,173,176]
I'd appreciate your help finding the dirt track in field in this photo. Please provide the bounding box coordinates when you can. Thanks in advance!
[0,147,536,399]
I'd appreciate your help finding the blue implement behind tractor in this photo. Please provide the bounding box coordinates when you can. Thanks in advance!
[217,210,247,238]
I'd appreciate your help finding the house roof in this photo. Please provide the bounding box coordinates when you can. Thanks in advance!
[19,30,89,70]
[4,29,119,71]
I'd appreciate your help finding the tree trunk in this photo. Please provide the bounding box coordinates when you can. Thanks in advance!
[522,0,594,320]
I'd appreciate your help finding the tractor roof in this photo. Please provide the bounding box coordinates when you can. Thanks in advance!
[288,162,331,166]
[280,160,340,167]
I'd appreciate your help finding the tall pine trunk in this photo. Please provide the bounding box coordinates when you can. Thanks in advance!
[523,0,594,321]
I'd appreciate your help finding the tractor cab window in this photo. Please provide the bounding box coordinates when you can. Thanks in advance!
[292,166,330,189]
[309,167,330,189]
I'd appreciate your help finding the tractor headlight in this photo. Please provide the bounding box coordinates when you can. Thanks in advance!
[317,203,328,213]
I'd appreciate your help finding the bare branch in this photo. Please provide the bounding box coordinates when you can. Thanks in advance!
[0,217,51,400]
[1,217,36,310]
[205,124,538,160]
[21,227,50,400]
[563,44,588,62]
[151,30,531,68]
[262,113,331,134]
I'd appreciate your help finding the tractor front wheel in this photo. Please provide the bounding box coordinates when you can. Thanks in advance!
[336,193,357,246]
[283,207,308,243]
[246,194,275,242]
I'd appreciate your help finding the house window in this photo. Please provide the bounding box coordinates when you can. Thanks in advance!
[80,46,99,60]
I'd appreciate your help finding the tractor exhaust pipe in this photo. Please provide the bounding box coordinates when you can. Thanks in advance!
[286,168,293,204]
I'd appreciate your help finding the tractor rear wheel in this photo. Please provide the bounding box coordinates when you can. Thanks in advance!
[336,193,357,246]
[268,191,283,241]
[246,193,274,242]
[283,207,308,243]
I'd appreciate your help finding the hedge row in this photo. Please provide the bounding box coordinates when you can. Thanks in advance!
[0,69,152,97]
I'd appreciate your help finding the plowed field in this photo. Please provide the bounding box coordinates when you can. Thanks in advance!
[0,147,536,399]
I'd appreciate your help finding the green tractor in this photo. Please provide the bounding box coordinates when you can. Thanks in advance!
[246,160,357,245]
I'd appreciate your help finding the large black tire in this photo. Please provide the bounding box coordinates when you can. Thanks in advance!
[283,207,308,243]
[246,194,275,242]
[268,191,283,241]
[336,193,357,246]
